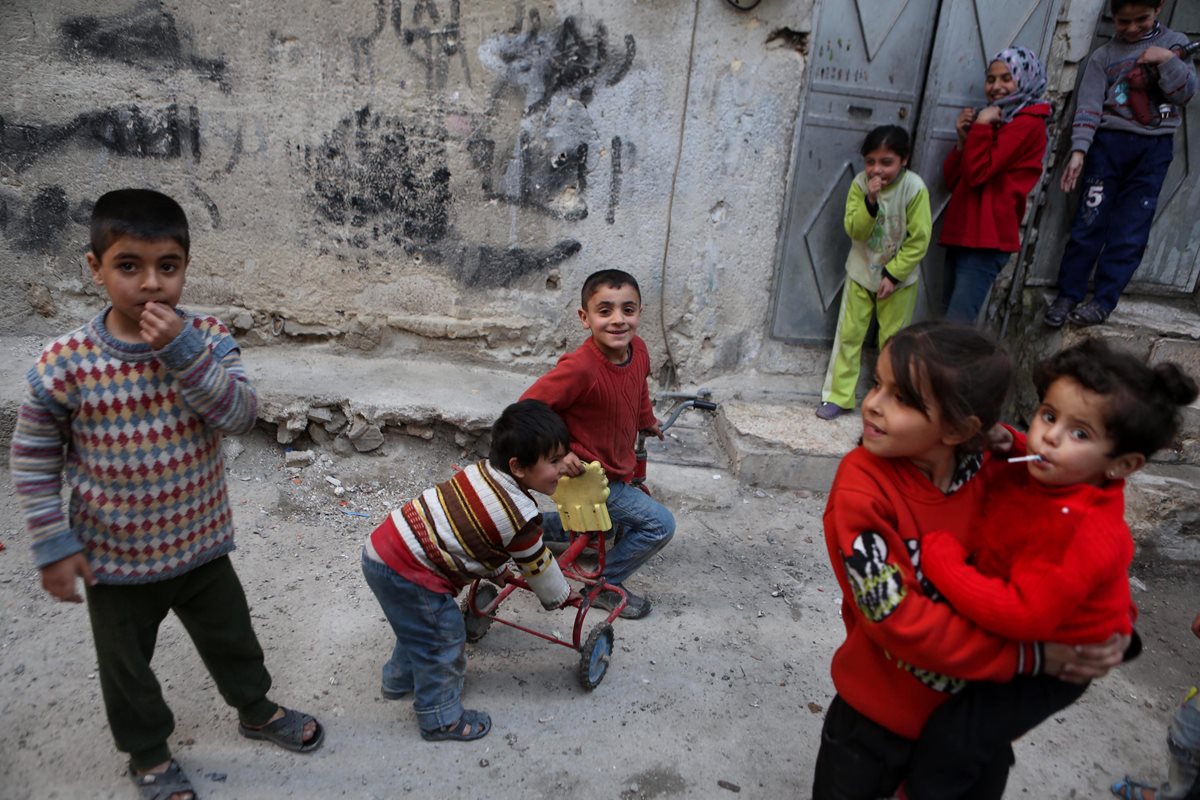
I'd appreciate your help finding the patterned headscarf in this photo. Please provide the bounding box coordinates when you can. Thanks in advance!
[989,46,1048,123]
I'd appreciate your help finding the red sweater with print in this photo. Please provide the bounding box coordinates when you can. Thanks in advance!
[824,447,1039,741]
[939,102,1051,252]
[920,432,1135,644]
[520,336,657,484]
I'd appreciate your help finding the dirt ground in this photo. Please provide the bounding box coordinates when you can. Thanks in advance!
[1,420,1198,800]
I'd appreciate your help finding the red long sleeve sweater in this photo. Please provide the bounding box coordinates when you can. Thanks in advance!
[938,102,1051,252]
[824,447,1038,740]
[520,336,657,484]
[920,432,1134,644]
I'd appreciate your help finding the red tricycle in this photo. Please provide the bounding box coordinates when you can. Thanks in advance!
[460,392,717,690]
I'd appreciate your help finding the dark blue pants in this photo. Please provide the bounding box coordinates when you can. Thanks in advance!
[1056,129,1173,312]
[943,247,1011,323]
[361,552,468,733]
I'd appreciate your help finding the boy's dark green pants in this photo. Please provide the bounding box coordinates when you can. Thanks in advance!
[84,555,278,770]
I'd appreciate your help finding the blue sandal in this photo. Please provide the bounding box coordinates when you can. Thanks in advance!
[421,709,491,742]
[1111,776,1156,799]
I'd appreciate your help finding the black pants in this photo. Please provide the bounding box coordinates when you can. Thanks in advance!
[85,555,277,769]
[905,676,1089,800]
[812,694,1013,800]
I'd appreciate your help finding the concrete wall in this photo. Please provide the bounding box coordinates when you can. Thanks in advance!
[0,0,811,385]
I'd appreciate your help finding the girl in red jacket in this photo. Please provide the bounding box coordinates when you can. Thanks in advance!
[904,338,1198,799]
[813,323,1129,800]
[941,47,1051,323]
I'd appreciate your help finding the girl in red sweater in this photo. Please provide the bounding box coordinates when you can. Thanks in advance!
[941,47,1051,324]
[814,323,1129,800]
[905,338,1198,799]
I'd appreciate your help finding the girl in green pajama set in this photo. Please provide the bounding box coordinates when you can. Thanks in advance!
[817,125,933,420]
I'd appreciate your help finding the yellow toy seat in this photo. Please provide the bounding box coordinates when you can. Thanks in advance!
[551,461,611,533]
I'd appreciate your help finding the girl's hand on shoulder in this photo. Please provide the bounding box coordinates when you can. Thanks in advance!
[1060,151,1085,193]
[975,105,1002,126]
[1138,45,1174,65]
[140,301,184,350]
[985,424,1014,454]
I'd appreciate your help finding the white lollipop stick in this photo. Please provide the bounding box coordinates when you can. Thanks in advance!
[1007,454,1043,463]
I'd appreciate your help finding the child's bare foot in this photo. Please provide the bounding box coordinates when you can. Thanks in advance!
[238,706,324,752]
[1111,776,1157,799]
[130,758,195,800]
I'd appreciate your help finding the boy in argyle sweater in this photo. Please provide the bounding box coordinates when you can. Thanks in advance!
[10,189,321,800]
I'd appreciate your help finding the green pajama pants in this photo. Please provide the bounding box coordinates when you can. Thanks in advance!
[84,555,278,770]
[821,279,918,409]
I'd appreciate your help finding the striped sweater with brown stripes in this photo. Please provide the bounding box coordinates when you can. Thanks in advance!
[373,460,569,609]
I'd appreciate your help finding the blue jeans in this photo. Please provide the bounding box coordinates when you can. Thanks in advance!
[360,552,467,732]
[540,480,675,587]
[943,247,1011,324]
[1057,129,1174,312]
[1160,690,1200,800]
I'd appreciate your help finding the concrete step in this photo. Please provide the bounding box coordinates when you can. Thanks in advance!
[715,396,859,493]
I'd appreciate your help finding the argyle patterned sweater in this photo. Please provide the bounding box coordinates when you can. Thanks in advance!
[10,309,257,584]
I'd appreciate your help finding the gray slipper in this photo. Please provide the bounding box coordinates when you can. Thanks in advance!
[239,706,325,753]
[130,758,197,800]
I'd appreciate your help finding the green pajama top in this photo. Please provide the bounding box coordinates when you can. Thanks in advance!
[843,168,932,293]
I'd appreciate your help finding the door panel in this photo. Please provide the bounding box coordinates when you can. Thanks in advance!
[770,0,940,341]
[1028,0,1200,294]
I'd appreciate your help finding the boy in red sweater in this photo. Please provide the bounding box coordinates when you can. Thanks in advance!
[520,270,669,619]
[904,337,1198,798]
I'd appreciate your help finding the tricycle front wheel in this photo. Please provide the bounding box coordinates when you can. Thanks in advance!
[578,623,614,690]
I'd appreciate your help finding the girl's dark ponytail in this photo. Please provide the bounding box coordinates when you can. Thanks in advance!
[1152,362,1199,408]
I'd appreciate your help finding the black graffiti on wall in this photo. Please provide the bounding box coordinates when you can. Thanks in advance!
[60,1,230,91]
[303,106,452,246]
[485,11,635,114]
[349,0,470,91]
[468,13,636,223]
[423,238,582,288]
[0,105,201,174]
[1,186,72,254]
[300,106,582,287]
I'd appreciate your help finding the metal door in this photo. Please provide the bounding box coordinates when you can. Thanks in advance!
[910,0,1063,320]
[770,0,940,342]
[771,0,1063,341]
[1027,0,1200,295]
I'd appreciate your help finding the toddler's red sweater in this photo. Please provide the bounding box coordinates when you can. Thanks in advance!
[921,432,1135,644]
